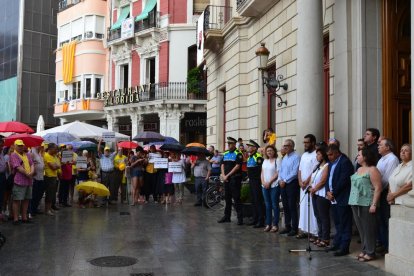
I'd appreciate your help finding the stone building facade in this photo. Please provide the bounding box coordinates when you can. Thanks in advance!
[203,0,413,274]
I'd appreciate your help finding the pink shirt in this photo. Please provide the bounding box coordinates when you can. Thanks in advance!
[10,152,33,186]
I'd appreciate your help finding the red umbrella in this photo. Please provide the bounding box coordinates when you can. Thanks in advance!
[0,121,34,134]
[118,141,139,149]
[4,133,44,147]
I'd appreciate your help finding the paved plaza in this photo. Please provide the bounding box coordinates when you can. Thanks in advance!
[0,194,392,276]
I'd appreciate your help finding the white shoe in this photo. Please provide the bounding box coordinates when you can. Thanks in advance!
[28,213,33,220]
[46,210,54,216]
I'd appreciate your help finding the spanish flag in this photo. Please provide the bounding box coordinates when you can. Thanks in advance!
[62,41,76,84]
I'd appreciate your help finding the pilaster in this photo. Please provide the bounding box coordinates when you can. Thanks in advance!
[158,108,183,141]
[296,0,324,145]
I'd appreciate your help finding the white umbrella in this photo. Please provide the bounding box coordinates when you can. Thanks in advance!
[36,115,45,133]
[35,121,129,140]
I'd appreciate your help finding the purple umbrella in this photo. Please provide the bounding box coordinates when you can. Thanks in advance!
[132,131,165,143]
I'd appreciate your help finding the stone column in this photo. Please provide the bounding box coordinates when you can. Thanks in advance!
[158,109,182,141]
[296,0,323,145]
[130,112,144,138]
[107,114,119,133]
[384,3,414,274]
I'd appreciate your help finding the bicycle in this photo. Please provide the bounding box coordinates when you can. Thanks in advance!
[205,176,225,210]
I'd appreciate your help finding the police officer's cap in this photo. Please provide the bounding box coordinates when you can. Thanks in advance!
[246,140,260,148]
[226,137,237,144]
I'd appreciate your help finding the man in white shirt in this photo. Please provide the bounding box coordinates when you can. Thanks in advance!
[376,138,399,251]
[297,134,319,238]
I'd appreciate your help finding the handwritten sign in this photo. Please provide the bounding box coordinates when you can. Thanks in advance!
[102,132,115,142]
[168,162,182,173]
[61,151,73,163]
[148,153,161,163]
[154,158,168,169]
[76,157,88,169]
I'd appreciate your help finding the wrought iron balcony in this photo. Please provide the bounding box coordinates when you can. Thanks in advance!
[58,0,82,12]
[203,5,232,52]
[107,10,160,42]
[97,82,207,107]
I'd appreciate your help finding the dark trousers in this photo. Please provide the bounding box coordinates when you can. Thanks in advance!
[249,177,264,224]
[58,179,71,205]
[313,195,331,240]
[194,177,208,203]
[377,189,390,250]
[144,172,157,201]
[0,173,5,210]
[224,176,242,221]
[332,204,352,252]
[111,170,123,201]
[101,171,115,200]
[30,179,46,213]
[281,180,299,231]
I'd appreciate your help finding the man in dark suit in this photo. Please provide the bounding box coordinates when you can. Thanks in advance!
[325,144,354,256]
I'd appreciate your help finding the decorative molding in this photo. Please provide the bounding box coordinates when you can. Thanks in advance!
[112,43,132,64]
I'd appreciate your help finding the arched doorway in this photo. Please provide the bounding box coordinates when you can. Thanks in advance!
[383,0,411,151]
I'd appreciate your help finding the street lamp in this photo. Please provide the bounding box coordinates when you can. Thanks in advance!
[255,42,288,107]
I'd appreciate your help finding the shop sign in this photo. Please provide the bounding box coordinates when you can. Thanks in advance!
[182,113,206,130]
[97,85,151,107]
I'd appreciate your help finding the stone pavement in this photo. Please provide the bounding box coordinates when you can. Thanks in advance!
[0,195,392,276]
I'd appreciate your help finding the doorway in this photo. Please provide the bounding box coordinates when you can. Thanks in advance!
[383,0,411,151]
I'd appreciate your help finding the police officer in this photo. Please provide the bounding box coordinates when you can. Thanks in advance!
[218,137,244,225]
[246,140,265,228]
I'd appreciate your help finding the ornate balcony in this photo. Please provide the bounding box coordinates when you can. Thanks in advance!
[204,5,232,52]
[107,10,160,43]
[236,0,278,17]
[54,98,105,121]
[97,82,207,107]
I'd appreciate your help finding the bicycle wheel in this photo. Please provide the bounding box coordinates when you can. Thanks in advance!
[205,185,225,210]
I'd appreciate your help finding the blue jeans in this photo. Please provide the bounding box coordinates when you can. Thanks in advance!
[262,186,281,226]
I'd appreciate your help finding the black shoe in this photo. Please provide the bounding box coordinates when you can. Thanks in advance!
[51,206,60,211]
[253,223,265,228]
[22,220,34,224]
[217,217,231,223]
[237,220,244,226]
[287,230,298,236]
[279,228,291,235]
[246,221,257,226]
[333,250,349,257]
[34,210,43,215]
[12,220,20,225]
[194,202,202,207]
[63,204,72,207]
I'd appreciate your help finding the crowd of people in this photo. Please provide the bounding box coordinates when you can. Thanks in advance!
[0,127,412,262]
[215,128,412,263]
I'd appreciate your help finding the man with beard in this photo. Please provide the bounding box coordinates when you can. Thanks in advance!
[218,137,244,225]
[297,134,319,239]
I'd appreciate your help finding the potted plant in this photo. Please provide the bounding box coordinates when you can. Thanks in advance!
[240,182,253,218]
[187,67,202,99]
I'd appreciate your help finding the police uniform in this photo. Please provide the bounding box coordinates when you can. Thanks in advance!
[218,137,244,224]
[246,140,265,227]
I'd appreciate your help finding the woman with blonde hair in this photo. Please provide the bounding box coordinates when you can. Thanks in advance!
[260,145,280,232]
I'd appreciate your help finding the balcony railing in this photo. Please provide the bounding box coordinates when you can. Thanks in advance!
[58,0,82,12]
[204,5,232,32]
[107,10,160,42]
[98,82,207,107]
[54,98,105,114]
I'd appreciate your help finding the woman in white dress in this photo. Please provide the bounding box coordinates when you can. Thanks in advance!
[172,152,187,204]
[387,144,412,205]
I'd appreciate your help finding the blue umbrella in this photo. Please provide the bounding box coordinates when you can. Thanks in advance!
[43,132,79,144]
[149,136,179,145]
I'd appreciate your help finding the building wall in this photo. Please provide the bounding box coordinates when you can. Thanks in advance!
[131,51,140,86]
[168,26,196,82]
[0,0,19,121]
[159,41,169,83]
[171,0,187,23]
[21,0,58,126]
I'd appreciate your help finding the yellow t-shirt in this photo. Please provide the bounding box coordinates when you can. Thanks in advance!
[44,152,60,177]
[268,133,276,146]
[114,154,127,170]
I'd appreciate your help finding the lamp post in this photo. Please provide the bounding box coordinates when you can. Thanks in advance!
[255,43,288,107]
